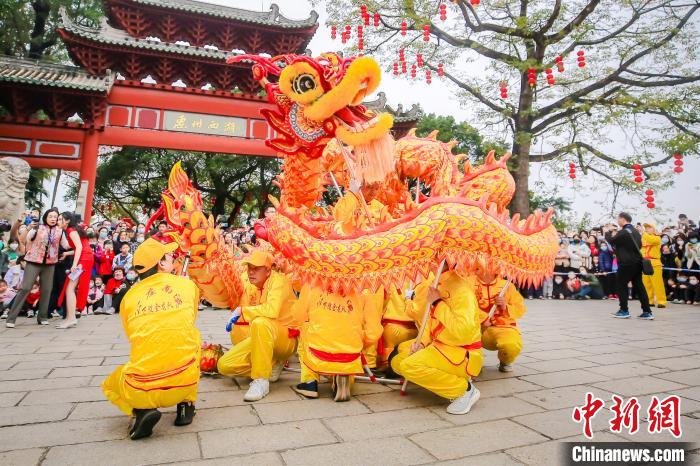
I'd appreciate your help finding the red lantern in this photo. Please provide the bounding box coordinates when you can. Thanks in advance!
[437,63,444,77]
[674,159,683,166]
[439,2,447,20]
[577,50,586,68]
[341,32,347,44]
[411,64,417,78]
[357,25,363,36]
[555,55,565,73]
[471,0,480,5]
[674,167,684,173]
[632,163,641,170]
[545,68,555,85]
[647,203,655,209]
[499,81,508,98]
[634,176,643,183]
[645,196,655,202]
[673,153,683,160]
[393,62,399,75]
[417,53,423,67]
[633,170,642,177]
[401,21,407,36]
[399,48,405,62]
[358,39,364,51]
[331,25,337,40]
[360,5,367,15]
[363,14,370,26]
[645,189,654,196]
[423,24,430,42]
[374,12,380,27]
[569,174,577,179]
[426,69,432,84]
[527,67,537,86]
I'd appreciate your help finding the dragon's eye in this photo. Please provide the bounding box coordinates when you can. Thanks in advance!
[292,74,317,94]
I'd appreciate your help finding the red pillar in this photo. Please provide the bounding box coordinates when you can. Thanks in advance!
[79,130,99,222]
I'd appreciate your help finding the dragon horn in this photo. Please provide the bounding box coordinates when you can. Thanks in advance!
[226,54,284,76]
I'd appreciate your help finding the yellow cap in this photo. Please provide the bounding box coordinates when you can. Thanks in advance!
[643,222,656,230]
[133,238,179,273]
[241,249,273,268]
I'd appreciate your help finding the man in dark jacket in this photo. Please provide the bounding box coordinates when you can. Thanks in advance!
[605,212,653,320]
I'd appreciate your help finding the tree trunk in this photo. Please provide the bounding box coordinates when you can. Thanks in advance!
[28,0,52,59]
[511,135,531,216]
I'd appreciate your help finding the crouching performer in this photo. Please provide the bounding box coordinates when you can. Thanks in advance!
[391,268,483,415]
[102,238,201,440]
[471,268,525,373]
[217,249,300,402]
[293,285,383,402]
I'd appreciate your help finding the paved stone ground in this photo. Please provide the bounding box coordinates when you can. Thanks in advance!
[1,299,699,465]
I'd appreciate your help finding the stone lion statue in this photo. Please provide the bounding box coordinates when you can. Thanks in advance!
[0,157,31,222]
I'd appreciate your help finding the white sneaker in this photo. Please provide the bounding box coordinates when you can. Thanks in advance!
[1,311,7,319]
[243,378,270,402]
[105,307,115,315]
[446,383,480,415]
[27,310,35,318]
[6,322,15,328]
[51,311,60,318]
[269,362,285,382]
[499,363,514,373]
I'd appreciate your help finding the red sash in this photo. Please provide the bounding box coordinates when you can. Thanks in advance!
[309,347,360,363]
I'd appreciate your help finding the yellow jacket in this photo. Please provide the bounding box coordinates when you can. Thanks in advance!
[409,270,482,373]
[240,270,301,329]
[295,285,383,374]
[119,273,201,391]
[382,285,415,324]
[469,277,526,328]
[332,192,390,234]
[641,232,662,267]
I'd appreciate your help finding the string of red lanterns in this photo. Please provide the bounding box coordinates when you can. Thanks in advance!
[673,153,684,173]
[569,162,577,179]
[426,69,432,84]
[555,55,564,73]
[440,2,447,20]
[499,81,508,98]
[422,24,431,42]
[527,67,537,87]
[577,50,586,68]
[632,163,643,183]
[645,189,655,209]
[545,68,555,86]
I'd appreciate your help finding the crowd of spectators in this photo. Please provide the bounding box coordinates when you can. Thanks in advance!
[523,214,700,305]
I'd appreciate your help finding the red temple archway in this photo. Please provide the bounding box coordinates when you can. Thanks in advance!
[0,1,419,221]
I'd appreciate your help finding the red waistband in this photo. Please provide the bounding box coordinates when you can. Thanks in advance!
[309,347,360,363]
[288,328,300,338]
[235,321,249,326]
[435,340,483,351]
[382,319,417,329]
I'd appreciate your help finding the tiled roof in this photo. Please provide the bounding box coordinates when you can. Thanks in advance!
[0,55,114,93]
[364,92,423,122]
[114,0,318,29]
[59,9,233,60]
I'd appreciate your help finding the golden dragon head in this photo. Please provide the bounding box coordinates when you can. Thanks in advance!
[227,53,394,159]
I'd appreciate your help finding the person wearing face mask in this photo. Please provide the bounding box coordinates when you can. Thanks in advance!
[112,268,139,314]
[641,223,666,309]
[0,239,20,276]
[684,232,700,276]
[673,236,687,263]
[686,276,700,305]
[567,236,591,270]
[660,244,679,285]
[552,274,570,299]
[675,274,691,304]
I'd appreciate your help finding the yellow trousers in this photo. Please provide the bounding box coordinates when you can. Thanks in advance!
[481,326,522,365]
[230,324,250,346]
[379,323,417,367]
[391,340,480,400]
[643,266,666,307]
[217,317,296,379]
[102,364,199,416]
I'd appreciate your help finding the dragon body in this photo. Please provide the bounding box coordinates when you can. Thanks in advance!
[153,52,558,303]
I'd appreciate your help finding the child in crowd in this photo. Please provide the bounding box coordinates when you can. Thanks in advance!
[112,243,133,271]
[0,239,20,276]
[87,278,105,314]
[97,241,115,282]
[566,271,581,296]
[0,279,17,319]
[112,268,138,314]
[552,275,570,299]
[23,282,41,318]
[687,276,700,304]
[97,267,125,315]
[3,256,23,290]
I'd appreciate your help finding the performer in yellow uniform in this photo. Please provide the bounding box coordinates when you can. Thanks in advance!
[378,285,418,369]
[102,238,201,440]
[228,270,259,345]
[216,249,300,401]
[642,223,666,308]
[391,268,483,415]
[332,184,391,234]
[471,268,526,372]
[292,285,383,401]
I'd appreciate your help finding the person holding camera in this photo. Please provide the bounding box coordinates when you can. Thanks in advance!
[604,212,653,320]
[5,208,64,328]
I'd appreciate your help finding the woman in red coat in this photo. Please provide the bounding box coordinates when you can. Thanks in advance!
[57,212,94,329]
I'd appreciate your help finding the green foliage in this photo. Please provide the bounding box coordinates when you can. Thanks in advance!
[24,168,50,209]
[1,0,102,59]
[65,148,280,226]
